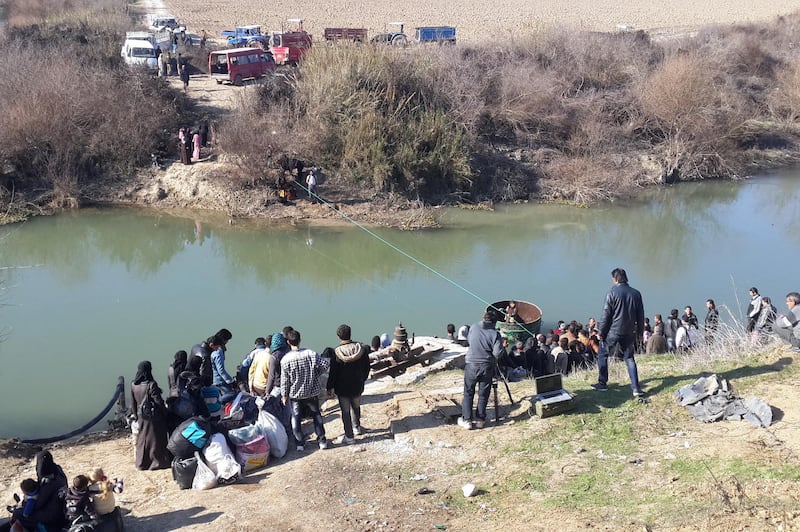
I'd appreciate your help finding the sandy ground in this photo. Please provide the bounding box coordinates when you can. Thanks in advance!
[141,0,800,45]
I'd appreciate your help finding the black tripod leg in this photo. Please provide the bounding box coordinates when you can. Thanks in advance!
[501,376,515,405]
[493,381,499,425]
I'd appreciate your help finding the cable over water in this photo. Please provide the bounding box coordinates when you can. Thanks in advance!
[294,180,539,337]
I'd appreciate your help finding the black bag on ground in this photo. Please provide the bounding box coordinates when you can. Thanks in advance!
[171,456,199,490]
[167,417,212,459]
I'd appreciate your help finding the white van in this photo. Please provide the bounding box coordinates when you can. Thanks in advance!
[121,32,159,70]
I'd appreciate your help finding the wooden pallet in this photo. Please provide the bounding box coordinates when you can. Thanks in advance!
[370,344,444,378]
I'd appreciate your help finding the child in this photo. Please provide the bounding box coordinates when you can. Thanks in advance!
[65,475,96,524]
[19,478,38,520]
[88,468,122,517]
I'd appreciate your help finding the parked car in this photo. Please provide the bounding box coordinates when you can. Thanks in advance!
[208,47,276,85]
[121,31,160,70]
[147,14,179,32]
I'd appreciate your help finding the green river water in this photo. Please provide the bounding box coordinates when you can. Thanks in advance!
[2,170,799,439]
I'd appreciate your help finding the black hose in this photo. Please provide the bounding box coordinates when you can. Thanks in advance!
[20,377,125,444]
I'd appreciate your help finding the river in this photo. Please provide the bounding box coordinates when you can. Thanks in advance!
[2,170,799,439]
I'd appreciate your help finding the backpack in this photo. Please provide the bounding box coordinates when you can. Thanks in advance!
[167,417,212,459]
[140,383,157,420]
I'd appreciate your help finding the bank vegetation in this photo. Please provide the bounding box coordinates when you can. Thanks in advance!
[1,0,800,222]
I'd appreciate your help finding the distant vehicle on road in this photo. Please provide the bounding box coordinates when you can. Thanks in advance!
[147,14,179,32]
[323,27,368,44]
[121,31,160,70]
[209,47,276,85]
[269,19,312,65]
[370,22,408,47]
[221,25,269,48]
[414,26,456,45]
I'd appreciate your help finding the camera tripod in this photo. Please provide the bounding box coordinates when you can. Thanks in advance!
[492,360,516,425]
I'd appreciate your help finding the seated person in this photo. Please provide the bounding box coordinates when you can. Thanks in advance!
[445,323,456,341]
[505,301,519,323]
[646,323,668,354]
[65,474,97,525]
[455,325,470,347]
[88,468,125,531]
[9,451,68,532]
[552,337,570,375]
[567,340,590,373]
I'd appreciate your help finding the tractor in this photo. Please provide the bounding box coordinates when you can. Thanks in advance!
[370,22,408,47]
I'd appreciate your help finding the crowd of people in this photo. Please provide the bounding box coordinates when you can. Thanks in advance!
[450,284,800,388]
[457,270,800,428]
[128,322,377,476]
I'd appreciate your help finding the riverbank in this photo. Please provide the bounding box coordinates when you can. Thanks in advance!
[3,1,800,227]
[2,342,799,530]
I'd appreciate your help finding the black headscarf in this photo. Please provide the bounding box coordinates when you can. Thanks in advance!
[186,353,202,373]
[134,360,154,385]
[35,450,58,481]
[172,350,188,375]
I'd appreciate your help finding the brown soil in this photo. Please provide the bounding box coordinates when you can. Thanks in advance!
[79,73,441,229]
[154,0,799,45]
[2,346,800,531]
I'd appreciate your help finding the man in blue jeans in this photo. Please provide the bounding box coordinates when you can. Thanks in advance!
[460,310,505,429]
[281,329,330,451]
[592,267,645,397]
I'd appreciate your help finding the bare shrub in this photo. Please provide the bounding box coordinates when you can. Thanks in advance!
[539,156,642,204]
[0,41,183,204]
[769,61,800,121]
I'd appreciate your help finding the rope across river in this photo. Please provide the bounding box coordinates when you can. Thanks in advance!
[293,178,540,338]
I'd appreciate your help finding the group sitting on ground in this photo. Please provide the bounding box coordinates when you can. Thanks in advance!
[1,451,124,532]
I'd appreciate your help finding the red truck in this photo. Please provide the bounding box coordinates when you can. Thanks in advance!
[323,27,368,44]
[270,19,312,65]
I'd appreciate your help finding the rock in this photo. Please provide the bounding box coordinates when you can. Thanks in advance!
[462,483,478,497]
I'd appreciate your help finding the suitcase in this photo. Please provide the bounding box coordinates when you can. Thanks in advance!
[532,373,575,418]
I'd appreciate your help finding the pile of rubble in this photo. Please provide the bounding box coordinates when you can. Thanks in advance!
[675,374,772,427]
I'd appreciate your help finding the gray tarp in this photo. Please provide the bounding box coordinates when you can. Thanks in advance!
[675,374,772,427]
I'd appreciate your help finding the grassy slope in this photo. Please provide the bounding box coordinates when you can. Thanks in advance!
[417,342,800,530]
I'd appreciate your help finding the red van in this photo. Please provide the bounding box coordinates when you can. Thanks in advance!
[209,47,276,85]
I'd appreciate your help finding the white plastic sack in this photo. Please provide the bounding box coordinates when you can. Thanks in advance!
[256,410,288,458]
[214,454,242,482]
[204,433,234,465]
[191,451,217,490]
[203,433,241,481]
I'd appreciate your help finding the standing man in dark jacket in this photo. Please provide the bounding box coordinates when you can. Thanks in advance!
[327,324,371,445]
[460,309,505,429]
[592,268,645,397]
[191,328,232,387]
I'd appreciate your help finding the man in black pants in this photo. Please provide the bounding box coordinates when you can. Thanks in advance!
[592,268,646,398]
[459,310,504,429]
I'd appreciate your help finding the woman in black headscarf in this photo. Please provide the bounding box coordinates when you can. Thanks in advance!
[4,451,68,532]
[167,350,188,398]
[131,361,171,470]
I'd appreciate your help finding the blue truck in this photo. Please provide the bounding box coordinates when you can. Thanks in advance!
[221,25,269,48]
[414,26,456,45]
